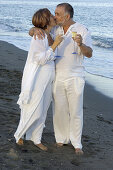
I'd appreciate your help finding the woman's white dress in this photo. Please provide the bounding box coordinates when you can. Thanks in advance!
[14,35,55,144]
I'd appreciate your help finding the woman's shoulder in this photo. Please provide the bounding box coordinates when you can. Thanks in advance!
[31,34,48,44]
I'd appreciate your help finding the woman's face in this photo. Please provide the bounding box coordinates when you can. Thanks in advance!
[49,14,56,27]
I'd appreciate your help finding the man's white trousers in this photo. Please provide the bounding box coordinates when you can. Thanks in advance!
[53,77,85,149]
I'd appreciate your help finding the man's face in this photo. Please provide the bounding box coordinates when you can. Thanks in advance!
[55,6,67,26]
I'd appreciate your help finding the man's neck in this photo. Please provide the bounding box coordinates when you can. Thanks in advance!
[63,19,75,34]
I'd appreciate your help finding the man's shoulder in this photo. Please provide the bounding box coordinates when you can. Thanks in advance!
[75,22,88,32]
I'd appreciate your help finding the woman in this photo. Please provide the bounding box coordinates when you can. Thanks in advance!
[14,8,63,151]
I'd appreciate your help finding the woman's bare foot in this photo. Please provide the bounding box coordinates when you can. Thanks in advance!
[35,143,48,151]
[75,148,84,155]
[17,138,24,145]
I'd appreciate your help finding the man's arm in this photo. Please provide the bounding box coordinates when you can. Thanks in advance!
[29,27,35,37]
[78,43,92,58]
[29,27,54,46]
[45,32,54,46]
[74,34,93,58]
[29,27,45,40]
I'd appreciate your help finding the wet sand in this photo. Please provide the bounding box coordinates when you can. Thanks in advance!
[0,40,113,170]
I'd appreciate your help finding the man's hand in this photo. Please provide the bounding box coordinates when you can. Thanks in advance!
[29,27,45,40]
[73,34,82,46]
[73,34,92,58]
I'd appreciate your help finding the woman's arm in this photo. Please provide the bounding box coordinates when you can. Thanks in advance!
[31,35,63,65]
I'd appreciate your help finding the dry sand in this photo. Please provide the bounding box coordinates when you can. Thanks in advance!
[0,40,113,170]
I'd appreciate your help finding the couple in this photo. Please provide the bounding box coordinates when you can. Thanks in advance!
[14,3,92,155]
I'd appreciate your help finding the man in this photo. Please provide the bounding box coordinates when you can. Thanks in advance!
[29,3,92,155]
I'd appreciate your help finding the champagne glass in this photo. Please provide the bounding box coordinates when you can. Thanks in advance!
[72,31,78,54]
[56,30,63,58]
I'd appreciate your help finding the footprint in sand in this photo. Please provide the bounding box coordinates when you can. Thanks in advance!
[7,148,18,160]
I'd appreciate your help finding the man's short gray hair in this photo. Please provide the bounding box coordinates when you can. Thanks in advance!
[57,3,74,18]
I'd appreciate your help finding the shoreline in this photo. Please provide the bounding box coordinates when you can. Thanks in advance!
[85,72,113,99]
[0,40,113,169]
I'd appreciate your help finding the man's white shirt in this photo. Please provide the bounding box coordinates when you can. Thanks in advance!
[50,22,92,81]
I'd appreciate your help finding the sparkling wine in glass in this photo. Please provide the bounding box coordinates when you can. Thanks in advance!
[72,31,77,54]
[56,30,64,58]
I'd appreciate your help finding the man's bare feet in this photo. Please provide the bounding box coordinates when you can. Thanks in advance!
[17,138,24,145]
[75,148,84,155]
[56,143,64,147]
[35,143,48,151]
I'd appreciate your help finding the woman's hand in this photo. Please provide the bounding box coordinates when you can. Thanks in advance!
[51,35,63,51]
[54,35,63,46]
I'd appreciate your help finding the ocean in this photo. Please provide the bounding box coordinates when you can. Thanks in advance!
[0,0,113,98]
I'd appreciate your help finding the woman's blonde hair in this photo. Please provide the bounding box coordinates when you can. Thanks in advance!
[32,8,51,29]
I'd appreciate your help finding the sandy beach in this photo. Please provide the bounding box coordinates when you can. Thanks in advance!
[0,40,113,170]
